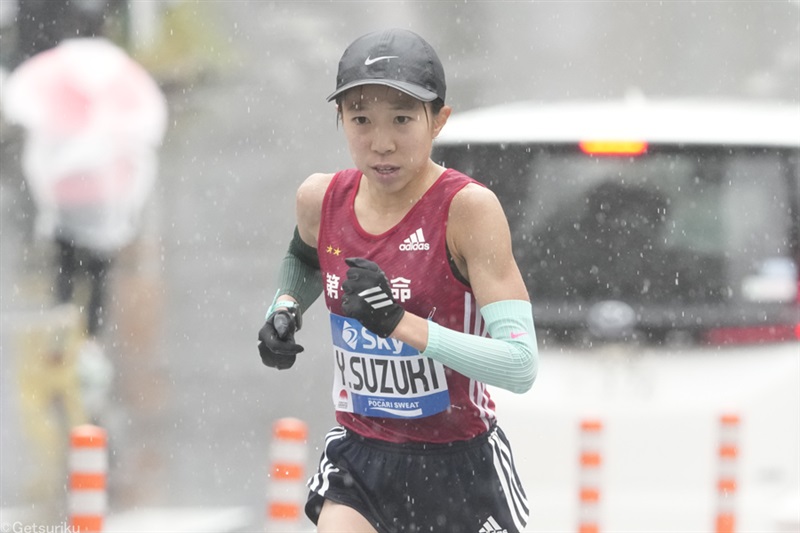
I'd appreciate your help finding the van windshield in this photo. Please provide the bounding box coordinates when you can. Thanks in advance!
[434,143,799,339]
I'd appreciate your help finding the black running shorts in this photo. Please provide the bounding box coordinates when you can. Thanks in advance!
[305,425,529,533]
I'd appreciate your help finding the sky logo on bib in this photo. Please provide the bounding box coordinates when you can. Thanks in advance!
[342,321,359,350]
[331,314,418,356]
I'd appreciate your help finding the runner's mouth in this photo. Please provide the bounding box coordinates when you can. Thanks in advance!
[372,165,399,175]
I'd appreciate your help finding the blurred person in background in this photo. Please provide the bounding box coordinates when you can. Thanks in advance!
[1,36,168,421]
[257,29,537,532]
[9,0,121,68]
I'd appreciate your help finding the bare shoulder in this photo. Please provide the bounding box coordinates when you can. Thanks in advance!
[297,172,334,205]
[449,182,506,224]
[296,172,334,248]
[447,182,511,271]
[449,183,527,304]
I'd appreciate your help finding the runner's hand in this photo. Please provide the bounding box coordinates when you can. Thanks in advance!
[342,257,405,338]
[257,307,303,370]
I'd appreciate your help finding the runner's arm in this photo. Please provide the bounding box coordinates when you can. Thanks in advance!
[270,172,333,310]
[257,173,331,369]
[390,184,538,393]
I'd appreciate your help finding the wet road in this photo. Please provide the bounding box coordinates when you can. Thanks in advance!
[2,0,798,526]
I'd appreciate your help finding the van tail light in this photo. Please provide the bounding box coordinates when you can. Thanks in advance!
[579,140,648,156]
[704,324,800,345]
[705,273,800,345]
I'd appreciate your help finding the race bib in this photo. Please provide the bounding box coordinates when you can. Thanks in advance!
[329,313,450,419]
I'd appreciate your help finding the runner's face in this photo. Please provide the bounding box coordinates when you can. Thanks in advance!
[340,85,445,191]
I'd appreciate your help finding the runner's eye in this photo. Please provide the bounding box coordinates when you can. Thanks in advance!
[395,116,412,125]
[352,116,369,125]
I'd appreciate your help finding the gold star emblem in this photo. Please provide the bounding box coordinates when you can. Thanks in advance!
[333,248,342,256]
[326,245,333,254]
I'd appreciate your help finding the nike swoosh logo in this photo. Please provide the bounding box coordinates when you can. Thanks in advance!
[365,55,399,65]
[510,331,529,339]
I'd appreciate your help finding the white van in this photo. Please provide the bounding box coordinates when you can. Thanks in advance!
[433,99,800,532]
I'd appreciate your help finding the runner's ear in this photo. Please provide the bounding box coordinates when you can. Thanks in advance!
[432,105,452,138]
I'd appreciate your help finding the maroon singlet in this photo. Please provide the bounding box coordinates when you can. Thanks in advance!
[317,168,497,443]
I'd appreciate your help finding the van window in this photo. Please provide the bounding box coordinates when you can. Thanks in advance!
[434,143,799,338]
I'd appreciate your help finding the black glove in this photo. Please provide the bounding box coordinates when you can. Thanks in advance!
[257,304,303,370]
[342,257,405,338]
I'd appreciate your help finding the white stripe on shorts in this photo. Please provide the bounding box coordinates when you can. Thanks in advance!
[307,426,347,496]
[489,429,530,531]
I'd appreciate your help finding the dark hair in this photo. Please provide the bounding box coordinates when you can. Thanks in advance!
[430,98,445,115]
[334,89,445,127]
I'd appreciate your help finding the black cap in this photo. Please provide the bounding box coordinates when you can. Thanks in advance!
[327,29,446,103]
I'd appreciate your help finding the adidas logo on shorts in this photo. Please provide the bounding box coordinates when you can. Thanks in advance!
[399,228,430,251]
[479,515,508,533]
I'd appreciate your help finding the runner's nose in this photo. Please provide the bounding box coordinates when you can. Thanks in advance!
[371,127,395,154]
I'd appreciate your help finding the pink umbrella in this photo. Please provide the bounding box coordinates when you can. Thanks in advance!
[2,38,168,252]
[3,37,167,142]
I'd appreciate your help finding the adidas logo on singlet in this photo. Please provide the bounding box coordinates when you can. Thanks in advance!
[399,228,430,251]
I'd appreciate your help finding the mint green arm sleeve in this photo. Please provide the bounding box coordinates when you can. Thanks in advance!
[421,299,538,393]
[269,227,323,316]
[270,251,323,314]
